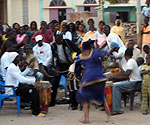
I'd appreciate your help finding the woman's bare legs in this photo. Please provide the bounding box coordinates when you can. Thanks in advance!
[80,103,89,124]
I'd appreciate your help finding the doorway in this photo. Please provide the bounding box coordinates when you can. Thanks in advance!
[58,9,66,23]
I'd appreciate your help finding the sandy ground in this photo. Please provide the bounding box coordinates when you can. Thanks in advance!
[0,99,150,125]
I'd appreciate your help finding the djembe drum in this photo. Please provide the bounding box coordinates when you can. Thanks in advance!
[105,81,113,112]
[35,81,51,113]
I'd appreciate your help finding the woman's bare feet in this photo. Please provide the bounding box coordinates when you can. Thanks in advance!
[80,120,90,124]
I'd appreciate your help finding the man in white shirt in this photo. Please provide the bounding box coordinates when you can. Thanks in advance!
[5,54,45,117]
[33,35,52,66]
[110,42,126,59]
[142,3,150,17]
[103,25,126,49]
[127,39,141,60]
[112,48,142,115]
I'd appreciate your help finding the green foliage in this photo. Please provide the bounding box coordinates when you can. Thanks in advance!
[105,0,129,4]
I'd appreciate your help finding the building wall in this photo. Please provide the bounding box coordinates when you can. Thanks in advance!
[28,0,41,27]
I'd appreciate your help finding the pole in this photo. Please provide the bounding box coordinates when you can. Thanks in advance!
[101,0,104,20]
[136,0,141,49]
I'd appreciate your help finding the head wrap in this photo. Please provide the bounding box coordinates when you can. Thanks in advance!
[82,39,95,50]
[110,42,119,49]
[8,52,19,62]
[35,35,43,42]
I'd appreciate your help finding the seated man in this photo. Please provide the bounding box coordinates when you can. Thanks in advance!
[112,48,142,115]
[127,39,141,60]
[109,42,126,59]
[5,53,45,117]
[33,35,52,74]
[24,44,43,80]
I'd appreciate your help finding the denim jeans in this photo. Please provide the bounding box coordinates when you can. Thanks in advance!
[112,80,137,112]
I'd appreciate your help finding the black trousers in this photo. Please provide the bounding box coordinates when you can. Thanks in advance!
[16,84,41,115]
[50,63,78,107]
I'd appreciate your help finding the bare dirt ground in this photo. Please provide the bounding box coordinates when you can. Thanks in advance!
[0,99,150,125]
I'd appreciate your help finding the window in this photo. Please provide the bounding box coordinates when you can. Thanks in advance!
[50,0,66,6]
[84,0,97,4]
[84,6,90,11]
[118,12,129,22]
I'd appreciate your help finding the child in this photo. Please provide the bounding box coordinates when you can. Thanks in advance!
[136,57,145,72]
[143,45,150,60]
[141,54,150,115]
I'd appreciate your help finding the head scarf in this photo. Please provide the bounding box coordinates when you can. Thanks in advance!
[110,42,119,49]
[82,39,95,50]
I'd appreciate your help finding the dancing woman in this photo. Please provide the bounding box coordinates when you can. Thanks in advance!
[75,39,110,124]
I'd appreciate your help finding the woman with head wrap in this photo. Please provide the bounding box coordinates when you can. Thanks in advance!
[111,19,125,43]
[75,39,110,124]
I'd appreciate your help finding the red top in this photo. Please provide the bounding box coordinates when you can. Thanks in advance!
[31,29,53,44]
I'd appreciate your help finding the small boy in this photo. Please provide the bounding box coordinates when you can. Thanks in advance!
[141,54,150,115]
[136,57,145,72]
[143,45,150,59]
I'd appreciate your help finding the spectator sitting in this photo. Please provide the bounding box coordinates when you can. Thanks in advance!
[127,39,141,60]
[112,48,142,115]
[24,44,43,80]
[109,42,126,59]
[33,35,52,67]
[5,54,45,117]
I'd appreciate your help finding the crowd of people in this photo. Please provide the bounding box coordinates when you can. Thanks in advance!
[0,15,150,123]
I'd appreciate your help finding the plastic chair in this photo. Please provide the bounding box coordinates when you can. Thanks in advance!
[123,81,142,111]
[0,81,20,116]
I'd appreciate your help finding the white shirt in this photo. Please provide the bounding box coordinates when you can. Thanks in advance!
[106,33,126,49]
[142,7,150,17]
[57,44,67,63]
[63,31,72,41]
[5,63,36,95]
[118,57,127,71]
[1,52,11,80]
[33,42,52,65]
[112,47,126,59]
[126,58,142,81]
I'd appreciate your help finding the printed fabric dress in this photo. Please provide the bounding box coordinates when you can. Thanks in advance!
[75,48,107,104]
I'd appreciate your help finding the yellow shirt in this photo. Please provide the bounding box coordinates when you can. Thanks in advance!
[111,26,125,43]
[142,25,150,44]
[142,65,150,86]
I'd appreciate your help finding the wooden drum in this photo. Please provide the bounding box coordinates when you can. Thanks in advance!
[35,81,51,113]
[105,81,113,112]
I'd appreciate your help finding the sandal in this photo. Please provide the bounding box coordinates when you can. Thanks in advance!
[111,111,123,116]
[143,110,148,115]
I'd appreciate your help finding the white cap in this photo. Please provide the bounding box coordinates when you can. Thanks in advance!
[8,52,19,62]
[35,35,43,42]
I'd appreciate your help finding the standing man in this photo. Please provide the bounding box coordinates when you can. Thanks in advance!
[44,31,81,109]
[142,1,150,17]
[142,17,150,47]
[32,21,53,44]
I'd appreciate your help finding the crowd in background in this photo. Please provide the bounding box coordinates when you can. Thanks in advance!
[0,15,150,120]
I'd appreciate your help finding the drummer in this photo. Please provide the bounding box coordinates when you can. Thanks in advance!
[5,53,46,117]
